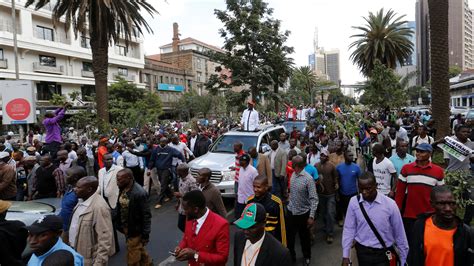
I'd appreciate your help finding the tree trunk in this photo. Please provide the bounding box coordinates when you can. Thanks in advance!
[274,84,279,113]
[90,36,110,126]
[428,0,450,138]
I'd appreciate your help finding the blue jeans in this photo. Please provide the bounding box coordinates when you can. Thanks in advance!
[319,194,336,236]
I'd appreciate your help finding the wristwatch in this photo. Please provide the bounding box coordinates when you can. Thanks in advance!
[194,252,199,262]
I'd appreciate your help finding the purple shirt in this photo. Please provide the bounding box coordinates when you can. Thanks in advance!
[43,108,65,143]
[342,193,408,265]
[237,165,258,204]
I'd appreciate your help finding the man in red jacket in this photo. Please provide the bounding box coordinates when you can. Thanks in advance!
[174,190,229,266]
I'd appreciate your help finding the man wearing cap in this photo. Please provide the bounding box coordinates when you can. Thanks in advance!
[174,190,229,266]
[0,200,28,266]
[247,175,287,246]
[27,215,84,266]
[69,176,114,265]
[395,142,445,246]
[233,203,291,266]
[43,102,70,159]
[0,151,17,200]
[241,100,259,131]
[236,154,259,219]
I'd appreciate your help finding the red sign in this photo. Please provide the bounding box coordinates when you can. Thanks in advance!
[5,98,31,121]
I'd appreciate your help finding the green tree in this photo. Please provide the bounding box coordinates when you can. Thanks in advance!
[428,0,450,138]
[26,0,157,126]
[359,61,408,109]
[449,65,462,79]
[108,78,162,129]
[349,8,414,76]
[210,0,293,102]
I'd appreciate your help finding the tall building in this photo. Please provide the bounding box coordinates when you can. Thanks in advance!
[396,21,417,88]
[0,0,145,107]
[324,49,340,84]
[417,0,474,86]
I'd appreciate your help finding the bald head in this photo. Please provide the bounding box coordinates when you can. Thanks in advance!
[66,166,87,185]
[74,176,98,200]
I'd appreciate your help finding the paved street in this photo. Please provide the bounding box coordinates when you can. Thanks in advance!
[109,192,344,266]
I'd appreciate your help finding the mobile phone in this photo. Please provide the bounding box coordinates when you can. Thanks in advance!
[169,251,177,256]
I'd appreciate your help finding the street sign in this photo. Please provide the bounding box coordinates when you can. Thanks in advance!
[0,80,36,125]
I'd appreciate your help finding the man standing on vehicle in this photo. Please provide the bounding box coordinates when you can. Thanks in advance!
[241,100,259,131]
[42,102,70,159]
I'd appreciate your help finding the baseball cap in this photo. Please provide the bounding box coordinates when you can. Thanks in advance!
[239,153,251,162]
[26,215,63,234]
[0,200,11,213]
[234,203,267,229]
[415,143,433,152]
[0,152,10,159]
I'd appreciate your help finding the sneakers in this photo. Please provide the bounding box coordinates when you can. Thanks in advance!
[164,197,171,203]
[154,204,162,209]
[304,258,311,266]
[326,236,334,244]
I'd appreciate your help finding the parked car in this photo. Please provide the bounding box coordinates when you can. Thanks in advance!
[6,198,61,225]
[188,125,285,197]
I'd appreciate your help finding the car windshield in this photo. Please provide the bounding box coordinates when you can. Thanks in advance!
[210,135,258,153]
[467,110,474,119]
[282,121,306,132]
[9,201,56,214]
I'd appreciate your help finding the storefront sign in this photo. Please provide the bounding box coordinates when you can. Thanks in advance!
[0,80,36,124]
[157,83,184,92]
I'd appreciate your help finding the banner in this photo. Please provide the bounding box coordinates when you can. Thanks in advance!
[438,136,474,162]
[0,80,36,125]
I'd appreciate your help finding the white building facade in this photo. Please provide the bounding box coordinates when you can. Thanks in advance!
[0,0,145,106]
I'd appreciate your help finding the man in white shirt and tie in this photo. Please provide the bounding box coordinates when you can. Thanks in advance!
[241,100,259,131]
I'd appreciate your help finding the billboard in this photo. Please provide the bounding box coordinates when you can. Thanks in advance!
[157,83,184,92]
[0,80,36,125]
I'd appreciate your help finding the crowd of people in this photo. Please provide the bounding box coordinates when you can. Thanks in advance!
[0,100,473,266]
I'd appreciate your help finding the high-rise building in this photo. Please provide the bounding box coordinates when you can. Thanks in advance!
[416,0,474,86]
[0,0,145,107]
[396,21,417,88]
[324,49,340,84]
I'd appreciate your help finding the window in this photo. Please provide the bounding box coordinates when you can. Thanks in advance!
[81,36,91,49]
[117,45,127,56]
[197,71,202,82]
[37,82,61,101]
[118,67,128,76]
[143,73,150,83]
[82,62,92,72]
[39,55,56,67]
[160,76,163,83]
[0,49,3,60]
[187,79,192,89]
[165,76,169,83]
[81,85,95,99]
[36,26,54,41]
[196,58,202,69]
[180,78,184,85]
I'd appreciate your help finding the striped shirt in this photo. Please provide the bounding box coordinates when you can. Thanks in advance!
[234,150,245,182]
[287,170,319,218]
[395,161,445,219]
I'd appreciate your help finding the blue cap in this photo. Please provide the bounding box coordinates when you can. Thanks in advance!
[415,143,433,152]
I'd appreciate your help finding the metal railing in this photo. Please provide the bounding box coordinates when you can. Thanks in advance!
[81,70,94,78]
[113,73,135,82]
[0,59,7,69]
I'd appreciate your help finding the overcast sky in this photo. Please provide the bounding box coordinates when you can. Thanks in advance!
[142,0,474,84]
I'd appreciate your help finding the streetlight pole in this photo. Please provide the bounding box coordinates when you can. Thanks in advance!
[12,0,19,80]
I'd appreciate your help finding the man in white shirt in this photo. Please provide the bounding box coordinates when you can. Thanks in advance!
[70,176,114,265]
[97,153,122,209]
[372,144,397,198]
[188,130,198,154]
[235,154,259,218]
[394,124,409,142]
[241,100,260,131]
[123,142,144,186]
[412,125,434,150]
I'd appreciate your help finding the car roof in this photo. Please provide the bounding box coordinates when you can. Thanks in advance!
[227,125,285,136]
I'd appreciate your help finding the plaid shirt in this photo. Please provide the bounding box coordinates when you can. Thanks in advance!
[53,167,66,194]
[287,170,318,218]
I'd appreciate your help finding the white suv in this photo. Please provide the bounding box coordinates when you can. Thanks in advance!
[188,125,285,197]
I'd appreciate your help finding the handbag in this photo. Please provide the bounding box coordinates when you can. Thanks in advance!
[357,195,399,266]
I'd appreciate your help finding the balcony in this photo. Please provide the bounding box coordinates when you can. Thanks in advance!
[33,62,64,74]
[113,73,135,82]
[0,59,7,69]
[33,29,70,45]
[81,70,94,78]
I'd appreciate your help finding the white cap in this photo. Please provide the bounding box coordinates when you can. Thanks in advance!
[69,127,74,130]
[7,132,13,136]
[0,152,10,159]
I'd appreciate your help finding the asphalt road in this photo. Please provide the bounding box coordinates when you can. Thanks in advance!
[109,192,344,266]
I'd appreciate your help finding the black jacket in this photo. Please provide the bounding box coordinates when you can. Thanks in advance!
[407,213,474,266]
[194,136,212,157]
[0,219,28,266]
[233,231,292,266]
[115,182,151,240]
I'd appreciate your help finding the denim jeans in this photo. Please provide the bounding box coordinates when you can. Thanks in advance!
[271,170,287,201]
[319,194,336,236]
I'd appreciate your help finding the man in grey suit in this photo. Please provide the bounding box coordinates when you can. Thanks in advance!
[266,140,288,201]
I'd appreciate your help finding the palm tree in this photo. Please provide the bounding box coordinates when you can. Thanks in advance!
[25,0,157,125]
[349,8,414,77]
[428,0,450,138]
[293,66,317,95]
